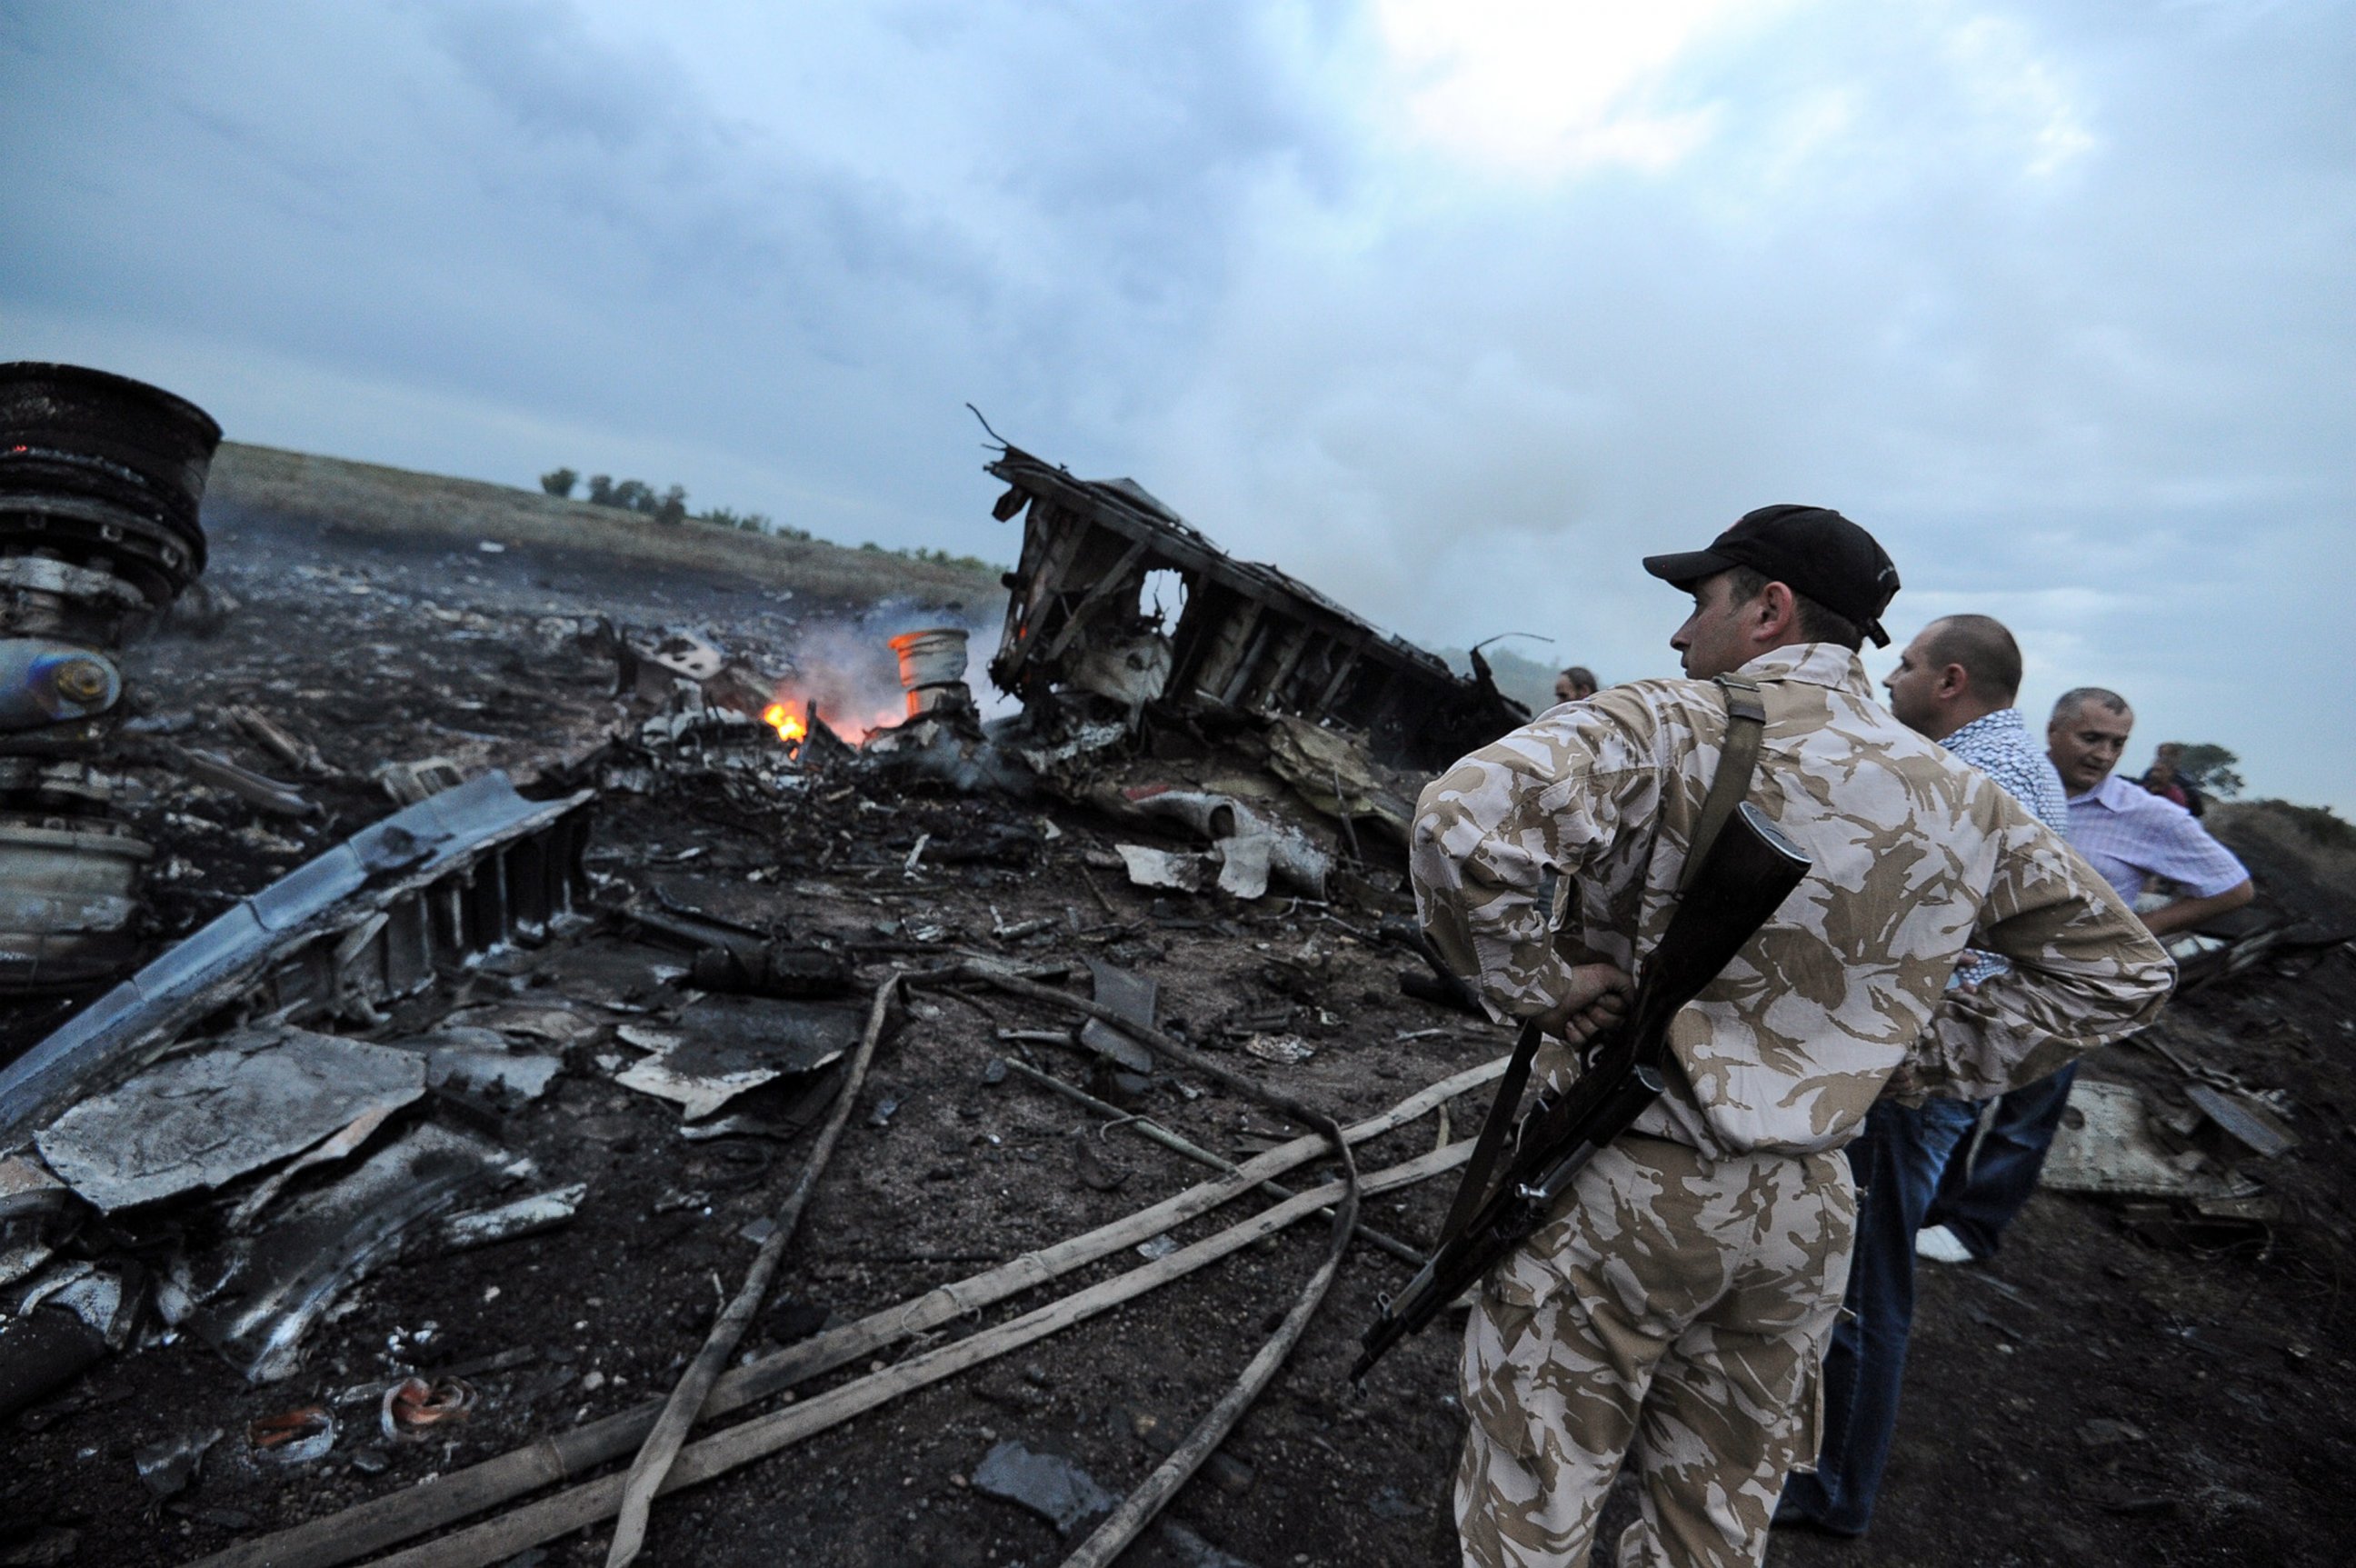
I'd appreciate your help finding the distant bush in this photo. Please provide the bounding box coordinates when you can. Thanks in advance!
[574,473,683,523]
[549,466,986,566]
[2175,743,2245,799]
[692,507,815,541]
[697,506,771,533]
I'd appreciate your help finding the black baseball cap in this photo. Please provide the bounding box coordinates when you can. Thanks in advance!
[1642,504,1902,647]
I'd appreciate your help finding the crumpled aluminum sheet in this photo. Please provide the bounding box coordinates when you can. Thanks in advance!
[35,1028,423,1213]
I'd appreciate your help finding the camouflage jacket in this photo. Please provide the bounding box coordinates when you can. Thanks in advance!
[1411,643,2173,1157]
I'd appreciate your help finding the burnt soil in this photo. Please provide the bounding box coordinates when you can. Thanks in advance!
[5,478,2354,1567]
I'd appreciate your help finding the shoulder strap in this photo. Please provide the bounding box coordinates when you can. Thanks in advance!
[1433,674,1768,1233]
[1677,674,1767,893]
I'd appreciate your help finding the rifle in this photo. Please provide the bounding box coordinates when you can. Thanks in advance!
[1351,800,1811,1383]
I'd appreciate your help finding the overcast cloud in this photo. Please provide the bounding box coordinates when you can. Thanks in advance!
[4,0,2349,806]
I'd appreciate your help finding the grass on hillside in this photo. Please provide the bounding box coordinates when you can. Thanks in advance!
[2217,798,2356,860]
[205,443,1007,604]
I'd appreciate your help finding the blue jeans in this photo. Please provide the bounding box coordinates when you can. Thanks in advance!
[1924,1062,2079,1260]
[1777,1094,1978,1535]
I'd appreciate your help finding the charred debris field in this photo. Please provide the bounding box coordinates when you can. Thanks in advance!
[3,450,2354,1568]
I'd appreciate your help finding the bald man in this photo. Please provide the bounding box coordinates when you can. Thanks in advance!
[1779,613,2071,1537]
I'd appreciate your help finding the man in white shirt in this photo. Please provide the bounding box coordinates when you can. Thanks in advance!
[1922,686,2251,1261]
[2042,688,2252,931]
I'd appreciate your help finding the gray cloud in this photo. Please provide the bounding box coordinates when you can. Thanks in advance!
[1,0,2347,804]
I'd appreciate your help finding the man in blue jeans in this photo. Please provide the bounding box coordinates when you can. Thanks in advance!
[1776,614,2071,1536]
[1920,686,2252,1261]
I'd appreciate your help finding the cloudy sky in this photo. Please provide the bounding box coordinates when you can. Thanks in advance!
[5,1,2350,807]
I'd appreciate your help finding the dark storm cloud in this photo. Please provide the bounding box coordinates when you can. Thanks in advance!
[420,0,983,347]
[0,2,1306,510]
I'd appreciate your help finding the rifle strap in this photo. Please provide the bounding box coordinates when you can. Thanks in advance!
[1436,1018,1543,1242]
[1678,674,1767,894]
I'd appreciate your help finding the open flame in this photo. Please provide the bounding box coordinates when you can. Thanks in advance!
[761,702,807,744]
[759,687,909,748]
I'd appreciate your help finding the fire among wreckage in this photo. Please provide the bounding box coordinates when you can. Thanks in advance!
[0,393,2348,1568]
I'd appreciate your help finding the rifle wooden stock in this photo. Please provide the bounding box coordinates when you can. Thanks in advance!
[1352,803,1810,1383]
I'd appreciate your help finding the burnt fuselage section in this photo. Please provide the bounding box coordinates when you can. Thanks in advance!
[984,446,1526,773]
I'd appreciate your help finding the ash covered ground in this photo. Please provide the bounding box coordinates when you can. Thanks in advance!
[5,469,2354,1567]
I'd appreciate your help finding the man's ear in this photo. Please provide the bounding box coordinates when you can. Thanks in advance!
[1754,581,1798,641]
[1937,663,1970,700]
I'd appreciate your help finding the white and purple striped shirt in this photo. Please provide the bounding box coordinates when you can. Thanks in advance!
[2066,772,2249,903]
[1943,708,2071,988]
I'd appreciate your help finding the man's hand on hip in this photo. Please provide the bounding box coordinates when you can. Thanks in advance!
[1538,963,1634,1044]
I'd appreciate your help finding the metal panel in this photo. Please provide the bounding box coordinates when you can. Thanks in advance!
[982,445,1537,770]
[381,896,433,996]
[0,774,593,1149]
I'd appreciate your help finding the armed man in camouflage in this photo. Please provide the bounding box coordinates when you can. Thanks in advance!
[1411,505,2173,1568]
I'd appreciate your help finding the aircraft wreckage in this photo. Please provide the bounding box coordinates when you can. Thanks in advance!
[0,395,2331,1566]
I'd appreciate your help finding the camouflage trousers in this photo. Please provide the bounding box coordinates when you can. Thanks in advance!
[1455,1133,1855,1568]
